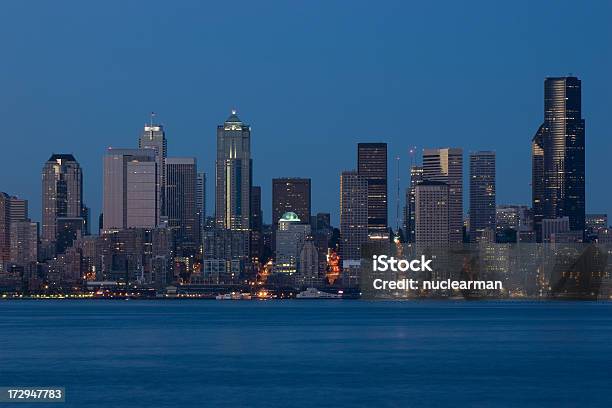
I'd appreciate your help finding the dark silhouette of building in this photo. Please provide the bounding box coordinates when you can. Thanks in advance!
[357,143,388,240]
[469,151,496,242]
[532,76,585,241]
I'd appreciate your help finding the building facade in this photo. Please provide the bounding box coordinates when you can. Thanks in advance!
[357,143,388,240]
[422,148,463,244]
[165,157,198,246]
[469,151,496,242]
[415,181,449,251]
[272,178,311,229]
[103,148,158,231]
[340,171,368,261]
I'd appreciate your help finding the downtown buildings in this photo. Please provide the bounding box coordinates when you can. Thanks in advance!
[0,74,602,295]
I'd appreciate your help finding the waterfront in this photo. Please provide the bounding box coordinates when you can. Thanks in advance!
[1,301,611,407]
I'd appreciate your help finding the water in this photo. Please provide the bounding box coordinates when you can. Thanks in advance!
[1,300,611,407]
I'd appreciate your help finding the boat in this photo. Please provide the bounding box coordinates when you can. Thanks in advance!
[296,287,342,299]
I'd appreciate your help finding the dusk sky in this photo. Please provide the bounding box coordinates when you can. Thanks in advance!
[1,0,611,226]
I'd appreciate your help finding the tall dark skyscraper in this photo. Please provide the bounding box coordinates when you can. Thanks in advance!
[250,185,263,265]
[357,143,388,239]
[41,154,84,257]
[422,148,463,244]
[215,110,252,231]
[165,157,198,245]
[469,151,496,242]
[272,178,311,227]
[532,76,585,240]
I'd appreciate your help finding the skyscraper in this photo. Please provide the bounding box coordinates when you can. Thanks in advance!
[469,151,496,242]
[272,178,311,228]
[196,172,206,230]
[0,193,11,262]
[215,110,251,231]
[532,76,585,240]
[531,125,545,242]
[1,193,37,267]
[340,170,368,261]
[250,186,263,265]
[165,157,198,245]
[103,148,158,231]
[415,181,449,251]
[357,143,388,239]
[405,165,423,243]
[422,148,463,244]
[41,154,84,256]
[139,121,167,216]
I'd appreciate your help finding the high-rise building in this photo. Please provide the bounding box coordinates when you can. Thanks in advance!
[103,148,158,231]
[469,151,496,242]
[10,220,38,268]
[0,193,12,262]
[250,186,263,265]
[139,121,167,216]
[196,172,206,236]
[1,193,37,267]
[215,110,251,231]
[274,212,311,274]
[415,181,449,250]
[272,178,311,229]
[340,171,368,261]
[532,125,545,241]
[405,165,423,243]
[357,143,388,239]
[532,76,586,240]
[41,154,84,256]
[422,148,463,244]
[165,157,198,245]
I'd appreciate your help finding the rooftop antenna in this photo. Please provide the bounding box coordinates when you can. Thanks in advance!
[150,111,156,127]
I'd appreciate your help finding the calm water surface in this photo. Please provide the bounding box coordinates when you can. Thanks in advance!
[1,300,611,407]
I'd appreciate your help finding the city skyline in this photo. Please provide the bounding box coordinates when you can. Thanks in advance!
[0,100,603,228]
[1,1,611,227]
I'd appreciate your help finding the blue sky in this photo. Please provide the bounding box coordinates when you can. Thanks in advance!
[0,0,610,226]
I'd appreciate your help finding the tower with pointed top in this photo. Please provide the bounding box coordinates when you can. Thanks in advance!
[215,110,252,231]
